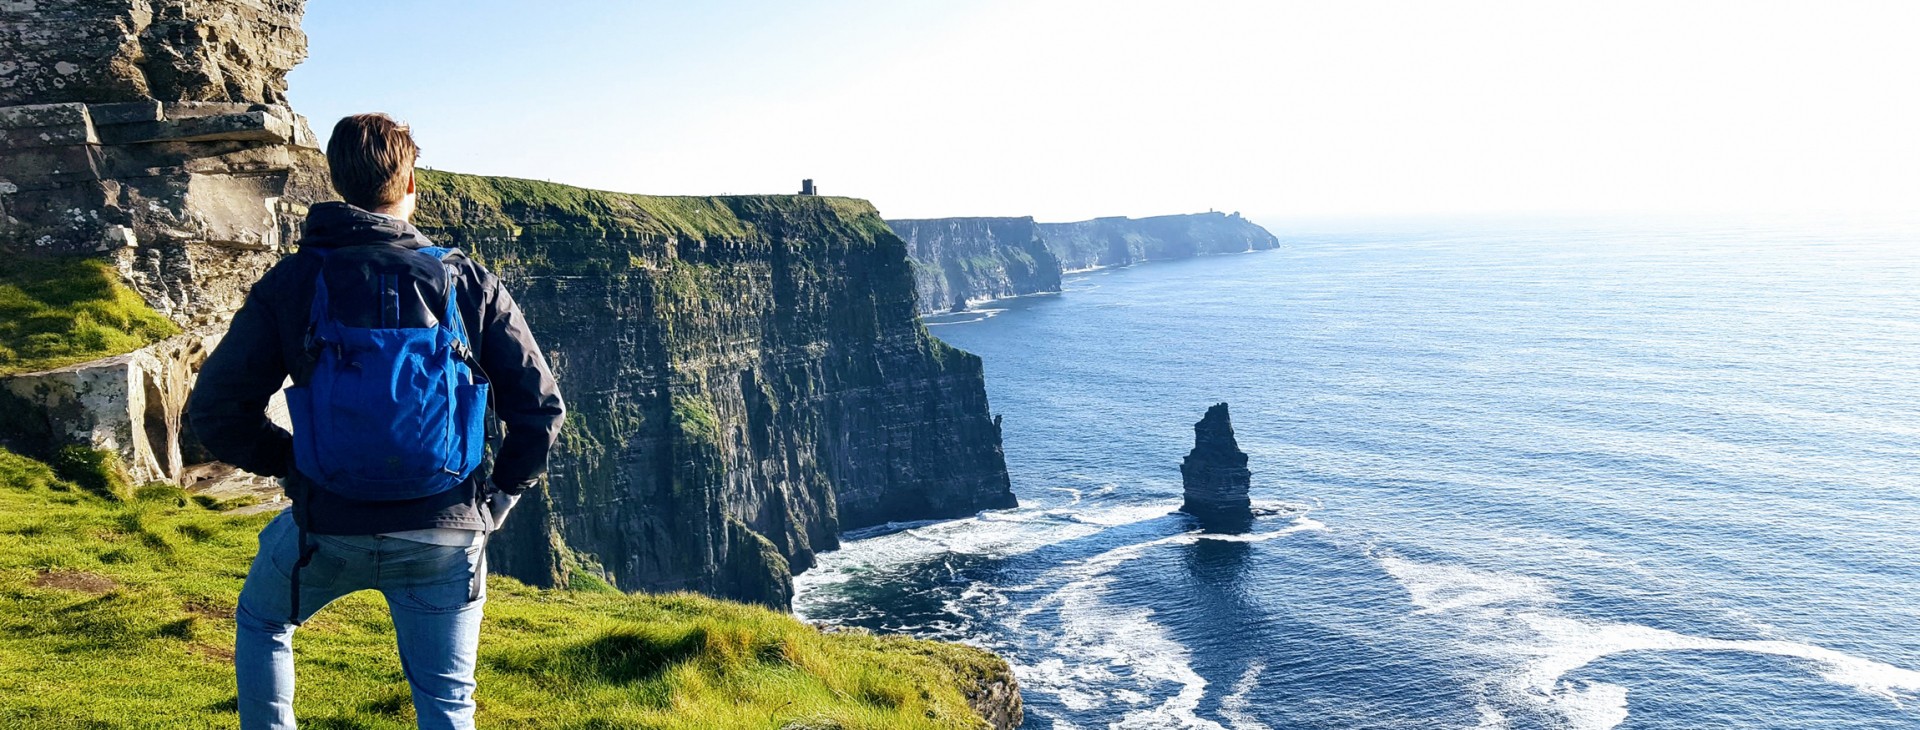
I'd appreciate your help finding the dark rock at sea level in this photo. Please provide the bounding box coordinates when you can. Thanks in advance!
[1180,403,1254,533]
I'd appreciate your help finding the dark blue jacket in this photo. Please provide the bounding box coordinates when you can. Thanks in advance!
[188,202,566,534]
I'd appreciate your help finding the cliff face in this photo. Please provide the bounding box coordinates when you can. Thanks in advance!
[893,211,1280,312]
[414,172,1015,607]
[887,217,1061,314]
[1039,211,1279,272]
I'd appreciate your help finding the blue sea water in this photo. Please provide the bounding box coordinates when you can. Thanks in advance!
[793,217,1920,729]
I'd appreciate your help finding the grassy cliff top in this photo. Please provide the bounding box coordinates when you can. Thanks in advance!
[414,168,886,243]
[0,256,179,376]
[0,447,1009,729]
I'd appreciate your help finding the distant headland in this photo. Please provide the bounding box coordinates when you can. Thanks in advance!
[888,212,1280,314]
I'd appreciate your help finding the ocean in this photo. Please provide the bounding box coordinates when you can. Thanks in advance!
[792,217,1920,729]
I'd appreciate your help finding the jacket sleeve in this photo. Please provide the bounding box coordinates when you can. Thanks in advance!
[186,290,294,478]
[477,273,565,495]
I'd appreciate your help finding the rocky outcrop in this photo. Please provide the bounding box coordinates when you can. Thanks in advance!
[964,670,1024,730]
[0,0,307,108]
[1180,403,1253,533]
[1,332,213,486]
[886,217,1061,314]
[414,172,1016,608]
[1040,211,1278,272]
[0,0,327,488]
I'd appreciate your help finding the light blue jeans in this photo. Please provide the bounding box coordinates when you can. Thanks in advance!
[235,511,485,729]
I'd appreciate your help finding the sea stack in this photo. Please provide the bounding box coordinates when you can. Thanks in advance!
[1180,403,1255,533]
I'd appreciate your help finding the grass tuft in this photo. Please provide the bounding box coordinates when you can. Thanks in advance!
[0,256,178,375]
[51,446,131,501]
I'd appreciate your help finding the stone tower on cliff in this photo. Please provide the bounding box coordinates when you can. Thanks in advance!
[1180,402,1254,533]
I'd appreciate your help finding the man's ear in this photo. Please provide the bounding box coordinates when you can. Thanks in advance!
[406,170,416,195]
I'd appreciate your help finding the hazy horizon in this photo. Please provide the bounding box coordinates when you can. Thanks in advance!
[290,1,1920,222]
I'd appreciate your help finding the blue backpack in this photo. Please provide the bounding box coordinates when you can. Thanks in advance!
[284,245,489,500]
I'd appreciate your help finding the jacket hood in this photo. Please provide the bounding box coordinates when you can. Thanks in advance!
[298,201,435,250]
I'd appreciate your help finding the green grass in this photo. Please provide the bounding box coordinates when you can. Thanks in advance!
[0,447,1008,729]
[0,256,179,375]
[414,169,758,242]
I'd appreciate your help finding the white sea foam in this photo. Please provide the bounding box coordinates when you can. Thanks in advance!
[1012,516,1326,729]
[1218,662,1273,730]
[1518,612,1920,707]
[1547,679,1629,730]
[923,307,1009,326]
[1380,555,1558,615]
[1471,700,1512,730]
[1379,555,1920,730]
[797,500,1323,727]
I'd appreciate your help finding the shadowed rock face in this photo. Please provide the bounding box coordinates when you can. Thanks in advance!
[887,217,1062,314]
[1181,402,1253,533]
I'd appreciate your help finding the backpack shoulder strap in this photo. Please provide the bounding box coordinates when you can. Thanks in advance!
[303,247,335,356]
[414,247,476,358]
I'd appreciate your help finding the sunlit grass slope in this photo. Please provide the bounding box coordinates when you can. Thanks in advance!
[0,448,1006,729]
[0,256,178,375]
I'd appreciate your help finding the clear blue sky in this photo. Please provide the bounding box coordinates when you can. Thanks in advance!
[289,1,1920,221]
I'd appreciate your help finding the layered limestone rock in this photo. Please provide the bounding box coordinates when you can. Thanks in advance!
[0,100,328,325]
[0,0,306,108]
[0,0,327,487]
[1180,402,1254,533]
[1040,211,1279,272]
[413,171,1016,608]
[886,216,1061,314]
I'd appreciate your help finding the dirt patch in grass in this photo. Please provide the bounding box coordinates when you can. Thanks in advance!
[181,597,231,620]
[32,569,117,595]
[189,642,235,664]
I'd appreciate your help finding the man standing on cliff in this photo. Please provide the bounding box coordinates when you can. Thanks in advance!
[188,113,566,730]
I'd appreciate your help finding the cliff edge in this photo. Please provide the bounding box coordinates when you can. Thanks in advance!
[413,171,1017,609]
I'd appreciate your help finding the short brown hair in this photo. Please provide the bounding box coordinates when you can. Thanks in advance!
[326,114,420,209]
